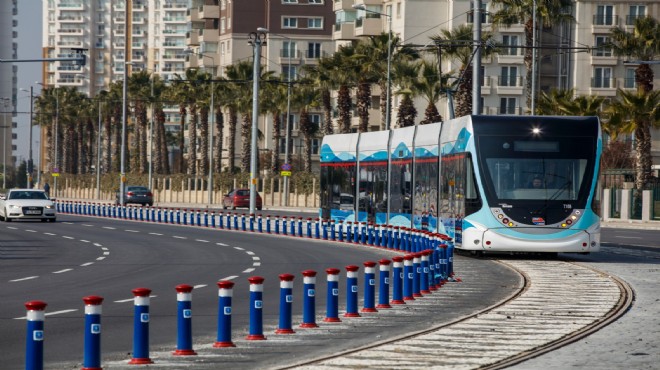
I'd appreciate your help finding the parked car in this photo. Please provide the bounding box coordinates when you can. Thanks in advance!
[222,189,262,210]
[0,189,57,222]
[115,186,154,206]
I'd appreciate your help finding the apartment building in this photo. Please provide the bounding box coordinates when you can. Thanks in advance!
[186,0,334,172]
[0,0,17,175]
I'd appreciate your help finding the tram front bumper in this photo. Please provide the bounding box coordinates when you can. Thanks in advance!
[464,227,600,253]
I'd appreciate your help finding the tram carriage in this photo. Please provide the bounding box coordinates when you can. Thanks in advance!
[320,115,602,253]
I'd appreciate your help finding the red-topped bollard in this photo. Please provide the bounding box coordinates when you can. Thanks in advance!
[173,285,197,356]
[344,265,361,317]
[276,274,295,334]
[376,259,392,309]
[128,288,153,365]
[300,270,319,328]
[82,296,104,370]
[214,281,235,347]
[361,261,378,313]
[25,300,47,370]
[324,268,341,323]
[247,276,266,340]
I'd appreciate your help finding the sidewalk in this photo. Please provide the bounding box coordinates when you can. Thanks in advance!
[601,219,660,230]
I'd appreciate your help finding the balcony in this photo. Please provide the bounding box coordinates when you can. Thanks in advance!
[200,5,219,19]
[58,2,84,10]
[163,53,186,61]
[333,22,355,40]
[187,7,200,22]
[186,30,200,45]
[497,47,524,64]
[590,78,617,96]
[199,28,219,43]
[481,76,492,95]
[626,14,647,26]
[496,75,524,95]
[57,65,82,71]
[57,76,85,86]
[57,15,83,22]
[57,28,84,35]
[593,15,619,30]
[163,16,187,23]
[333,0,353,11]
[164,2,188,9]
[57,40,83,47]
[354,17,383,37]
[132,16,146,24]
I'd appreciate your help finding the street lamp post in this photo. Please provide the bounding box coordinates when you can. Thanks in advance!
[96,99,102,199]
[148,75,154,191]
[120,61,132,206]
[257,27,293,206]
[1,97,9,189]
[352,4,392,130]
[248,30,267,215]
[200,54,216,205]
[20,87,35,188]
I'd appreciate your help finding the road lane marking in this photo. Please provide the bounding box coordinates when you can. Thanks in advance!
[196,239,209,243]
[94,243,102,247]
[125,229,139,233]
[615,236,642,239]
[62,222,73,225]
[173,236,187,239]
[83,224,94,227]
[44,232,56,236]
[25,230,37,233]
[10,276,38,282]
[103,252,110,255]
[53,269,73,274]
[14,309,78,320]
[233,246,244,250]
[216,242,229,246]
[81,262,94,267]
[149,232,163,236]
[80,240,90,243]
[253,262,261,267]
[220,275,238,281]
[193,284,208,289]
[101,247,108,251]
[103,226,116,230]
[7,226,17,230]
[245,251,255,255]
[242,268,256,273]
[62,236,74,239]
[96,256,106,261]
[115,295,158,303]
[252,256,260,261]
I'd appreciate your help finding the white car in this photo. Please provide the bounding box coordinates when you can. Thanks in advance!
[0,189,57,222]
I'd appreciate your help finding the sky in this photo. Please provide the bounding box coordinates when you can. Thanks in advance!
[15,0,43,167]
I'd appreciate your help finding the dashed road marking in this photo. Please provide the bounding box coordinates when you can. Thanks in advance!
[10,276,38,282]
[53,269,73,274]
[246,251,255,255]
[220,275,238,281]
[7,226,17,230]
[25,230,37,233]
[96,256,106,261]
[253,262,261,267]
[81,262,94,267]
[196,239,209,243]
[80,240,90,243]
[252,256,260,261]
[217,242,229,246]
[125,229,139,233]
[103,252,110,255]
[233,246,244,250]
[103,226,116,230]
[62,222,73,225]
[173,236,186,239]
[62,236,74,240]
[44,232,56,236]
[149,232,163,236]
[242,268,256,273]
[83,224,94,227]
[193,284,208,289]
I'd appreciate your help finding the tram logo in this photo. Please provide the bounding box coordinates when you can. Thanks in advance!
[532,217,546,225]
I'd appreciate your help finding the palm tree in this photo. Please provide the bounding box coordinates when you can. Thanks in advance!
[609,16,660,94]
[536,88,605,117]
[225,61,256,173]
[128,70,153,174]
[302,59,334,136]
[260,75,287,174]
[292,78,320,172]
[393,61,420,127]
[170,69,200,173]
[605,89,660,190]
[328,44,358,133]
[490,0,574,110]
[414,60,447,124]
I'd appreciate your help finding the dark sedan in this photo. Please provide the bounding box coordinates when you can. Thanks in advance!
[222,189,262,211]
[115,186,154,206]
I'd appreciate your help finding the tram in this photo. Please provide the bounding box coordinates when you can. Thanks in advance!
[320,115,602,253]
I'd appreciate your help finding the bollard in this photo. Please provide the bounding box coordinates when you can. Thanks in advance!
[403,254,415,301]
[247,276,266,340]
[324,268,341,323]
[204,210,209,228]
[322,219,328,240]
[128,288,153,364]
[314,218,320,239]
[439,243,448,283]
[391,256,405,304]
[367,223,374,245]
[275,274,295,334]
[345,221,352,242]
[82,296,104,370]
[300,270,319,328]
[352,222,359,243]
[173,285,197,356]
[420,250,431,294]
[361,261,378,313]
[306,218,312,239]
[210,211,216,228]
[386,225,393,249]
[412,253,422,298]
[265,215,271,234]
[25,300,47,370]
[293,217,299,236]
[257,214,263,233]
[330,219,336,241]
[214,281,235,347]
[218,212,224,229]
[344,265,361,318]
[282,216,288,236]
[176,208,181,224]
[249,214,255,232]
[196,210,202,227]
[360,222,367,244]
[337,221,344,242]
[241,214,247,232]
[274,215,280,234]
[233,213,239,230]
[157,208,162,223]
[376,259,392,309]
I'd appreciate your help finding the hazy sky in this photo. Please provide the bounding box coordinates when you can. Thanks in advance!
[15,0,43,165]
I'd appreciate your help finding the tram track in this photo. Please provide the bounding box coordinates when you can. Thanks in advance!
[287,258,633,370]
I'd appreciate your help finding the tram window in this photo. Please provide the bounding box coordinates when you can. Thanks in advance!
[322,164,356,211]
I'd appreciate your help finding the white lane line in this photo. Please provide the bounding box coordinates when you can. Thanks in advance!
[62,236,74,240]
[103,251,110,255]
[196,239,209,243]
[220,275,238,281]
[80,240,90,243]
[253,262,261,267]
[10,276,38,282]
[53,269,73,274]
[193,284,208,289]
[149,232,163,236]
[26,230,37,233]
[115,295,158,303]
[125,230,139,233]
[173,236,187,239]
[101,247,108,251]
[81,262,94,267]
[44,232,56,236]
[252,256,260,261]
[62,222,73,225]
[14,309,78,320]
[615,236,642,239]
[7,226,17,230]
[245,251,255,255]
[103,226,116,230]
[242,268,256,273]
[93,243,102,247]
[233,246,244,250]
[96,256,106,261]
[83,224,94,227]
[216,242,229,246]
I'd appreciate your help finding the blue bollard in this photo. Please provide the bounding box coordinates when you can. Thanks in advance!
[249,214,255,232]
[214,281,235,347]
[282,216,288,236]
[275,274,295,334]
[324,268,341,323]
[439,243,448,283]
[412,253,422,298]
[246,276,266,340]
[234,213,239,230]
[344,265,361,318]
[210,211,215,228]
[376,259,392,309]
[353,222,359,243]
[173,285,197,356]
[25,300,47,370]
[176,209,181,225]
[329,219,336,241]
[448,243,456,279]
[338,221,344,242]
[293,217,299,236]
[403,254,415,301]
[204,211,209,227]
[300,270,319,328]
[322,219,329,240]
[314,218,320,239]
[218,212,224,229]
[82,296,104,369]
[274,216,280,234]
[257,215,263,233]
[306,218,312,238]
[345,222,351,242]
[129,288,153,365]
[386,225,393,249]
[361,261,377,313]
[265,215,271,233]
[241,214,247,232]
[139,207,144,222]
[196,210,202,227]
[157,208,162,223]
[360,222,367,244]
[421,250,431,294]
[391,256,405,305]
[183,209,189,225]
[367,223,374,245]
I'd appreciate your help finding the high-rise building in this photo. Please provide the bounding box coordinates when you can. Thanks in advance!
[0,0,18,178]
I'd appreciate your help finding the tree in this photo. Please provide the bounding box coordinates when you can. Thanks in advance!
[609,16,660,94]
[393,61,420,127]
[292,78,320,172]
[491,0,574,110]
[328,44,358,133]
[415,60,448,125]
[302,58,334,136]
[605,89,660,190]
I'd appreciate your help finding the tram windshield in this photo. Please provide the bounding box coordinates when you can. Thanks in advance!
[478,136,595,205]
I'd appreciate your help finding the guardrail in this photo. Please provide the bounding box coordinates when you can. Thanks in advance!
[21,200,459,368]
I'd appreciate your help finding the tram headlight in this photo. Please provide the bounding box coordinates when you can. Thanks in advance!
[571,215,577,220]
[497,214,503,219]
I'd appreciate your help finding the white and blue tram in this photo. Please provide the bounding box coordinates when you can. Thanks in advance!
[320,115,602,253]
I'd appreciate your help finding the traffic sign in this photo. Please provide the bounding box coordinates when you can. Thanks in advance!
[51,173,60,177]
[281,171,291,177]
[281,163,292,171]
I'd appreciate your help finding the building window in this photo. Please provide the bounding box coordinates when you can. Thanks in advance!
[627,5,645,25]
[499,66,518,87]
[282,0,298,3]
[283,17,298,28]
[221,18,226,33]
[312,138,320,155]
[499,98,517,115]
[282,41,296,58]
[307,42,321,58]
[279,138,287,154]
[593,67,612,88]
[308,0,323,4]
[593,36,612,57]
[624,68,636,89]
[595,5,614,26]
[307,18,323,29]
[282,65,297,80]
[501,35,519,56]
